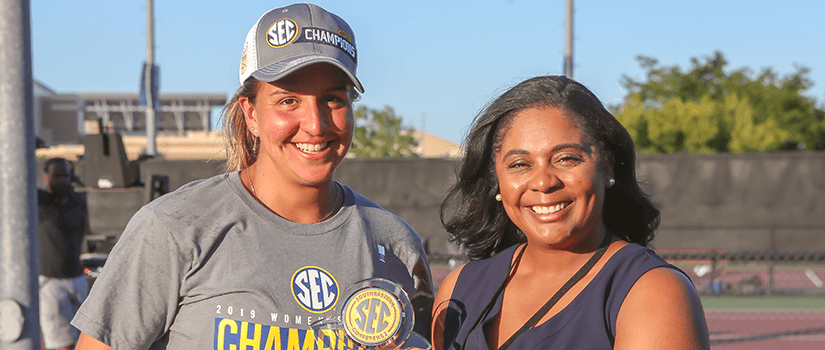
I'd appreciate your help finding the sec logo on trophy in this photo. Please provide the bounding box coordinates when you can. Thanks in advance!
[343,285,403,345]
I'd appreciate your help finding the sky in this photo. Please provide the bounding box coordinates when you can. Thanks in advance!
[31,0,825,146]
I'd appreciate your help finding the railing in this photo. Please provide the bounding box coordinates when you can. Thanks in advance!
[659,250,825,295]
[657,224,825,295]
[426,224,825,296]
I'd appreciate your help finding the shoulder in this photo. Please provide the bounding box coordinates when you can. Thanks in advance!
[347,186,400,219]
[603,244,692,312]
[126,173,242,241]
[614,257,710,349]
[148,173,234,208]
[453,244,519,283]
[434,265,464,307]
[437,244,517,299]
[341,185,429,260]
[143,173,238,221]
[626,267,697,305]
[432,264,464,350]
[346,185,417,235]
[69,189,87,206]
[604,243,673,280]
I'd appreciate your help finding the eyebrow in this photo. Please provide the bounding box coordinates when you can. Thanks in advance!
[501,142,593,159]
[267,84,348,96]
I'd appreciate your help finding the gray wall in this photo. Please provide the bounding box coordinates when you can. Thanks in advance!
[39,152,825,254]
[334,158,460,255]
[639,152,825,252]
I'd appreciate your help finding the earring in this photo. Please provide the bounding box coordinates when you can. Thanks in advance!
[495,194,502,201]
[608,178,616,187]
[250,128,258,154]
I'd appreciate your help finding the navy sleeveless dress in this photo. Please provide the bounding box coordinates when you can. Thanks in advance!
[442,243,682,350]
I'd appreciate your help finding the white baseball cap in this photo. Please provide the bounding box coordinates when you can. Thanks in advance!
[239,3,364,93]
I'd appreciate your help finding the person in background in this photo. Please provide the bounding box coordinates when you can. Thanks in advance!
[433,76,709,349]
[72,3,432,349]
[39,157,90,350]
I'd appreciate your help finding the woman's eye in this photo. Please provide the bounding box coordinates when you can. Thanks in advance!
[325,95,346,107]
[554,154,583,166]
[508,161,529,170]
[279,98,298,106]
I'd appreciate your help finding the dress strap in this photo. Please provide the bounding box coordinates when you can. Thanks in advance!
[496,235,611,350]
[458,244,527,350]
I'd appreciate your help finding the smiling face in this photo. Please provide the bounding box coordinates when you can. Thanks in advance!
[494,106,613,250]
[240,63,354,186]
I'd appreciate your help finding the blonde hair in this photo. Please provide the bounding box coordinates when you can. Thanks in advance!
[220,78,260,172]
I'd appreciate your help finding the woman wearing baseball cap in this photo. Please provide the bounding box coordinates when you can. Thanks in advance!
[73,4,432,350]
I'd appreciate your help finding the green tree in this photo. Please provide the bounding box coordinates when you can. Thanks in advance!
[350,105,419,157]
[614,51,825,153]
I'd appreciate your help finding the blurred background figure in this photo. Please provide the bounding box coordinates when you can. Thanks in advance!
[38,157,89,350]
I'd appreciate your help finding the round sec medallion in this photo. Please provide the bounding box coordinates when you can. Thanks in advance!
[339,278,414,348]
[342,287,401,345]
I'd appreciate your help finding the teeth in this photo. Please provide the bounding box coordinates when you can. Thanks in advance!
[295,142,329,153]
[532,203,566,214]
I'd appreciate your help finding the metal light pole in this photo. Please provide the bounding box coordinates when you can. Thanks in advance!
[144,0,157,156]
[564,0,574,78]
[0,0,41,348]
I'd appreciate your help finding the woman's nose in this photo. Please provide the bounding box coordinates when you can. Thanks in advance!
[300,99,329,135]
[528,167,563,193]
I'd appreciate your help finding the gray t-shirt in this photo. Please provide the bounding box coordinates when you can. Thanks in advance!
[72,171,432,350]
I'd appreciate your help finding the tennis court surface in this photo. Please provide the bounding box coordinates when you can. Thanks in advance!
[706,308,825,349]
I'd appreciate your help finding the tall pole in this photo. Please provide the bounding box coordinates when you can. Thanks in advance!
[0,0,40,348]
[564,0,574,78]
[144,0,157,156]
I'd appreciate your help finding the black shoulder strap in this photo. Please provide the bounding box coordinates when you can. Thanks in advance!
[459,244,527,350]
[496,238,611,350]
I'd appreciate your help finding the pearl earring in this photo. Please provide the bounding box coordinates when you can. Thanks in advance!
[495,194,502,201]
[608,178,616,187]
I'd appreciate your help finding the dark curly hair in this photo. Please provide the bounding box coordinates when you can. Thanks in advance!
[440,76,660,260]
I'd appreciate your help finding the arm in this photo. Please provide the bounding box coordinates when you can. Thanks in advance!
[76,333,115,350]
[82,193,90,241]
[71,207,185,349]
[614,267,710,350]
[410,251,435,340]
[80,201,91,251]
[430,265,463,350]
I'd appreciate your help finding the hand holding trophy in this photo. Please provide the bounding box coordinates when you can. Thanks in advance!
[311,278,431,350]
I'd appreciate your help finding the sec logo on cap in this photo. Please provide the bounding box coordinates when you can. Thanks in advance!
[267,18,298,48]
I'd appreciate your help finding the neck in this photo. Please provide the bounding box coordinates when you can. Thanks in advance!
[244,166,340,224]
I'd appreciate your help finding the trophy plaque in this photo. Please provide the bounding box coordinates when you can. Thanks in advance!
[311,278,429,349]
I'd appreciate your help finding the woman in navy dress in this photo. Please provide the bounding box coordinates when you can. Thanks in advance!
[433,76,709,350]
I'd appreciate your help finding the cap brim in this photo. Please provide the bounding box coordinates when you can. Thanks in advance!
[250,56,365,93]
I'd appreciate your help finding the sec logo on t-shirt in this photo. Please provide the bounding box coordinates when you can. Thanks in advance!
[291,266,339,313]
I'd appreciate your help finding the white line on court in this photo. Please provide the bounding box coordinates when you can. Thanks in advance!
[805,269,823,288]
